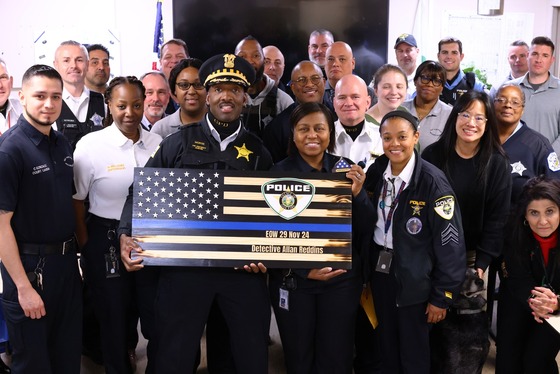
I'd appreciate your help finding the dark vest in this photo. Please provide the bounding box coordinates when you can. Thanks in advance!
[58,91,105,149]
[440,72,476,106]
[241,85,278,139]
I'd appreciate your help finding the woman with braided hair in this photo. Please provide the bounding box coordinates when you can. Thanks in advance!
[73,76,162,373]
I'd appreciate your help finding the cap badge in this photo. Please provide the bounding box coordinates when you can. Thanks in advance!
[224,54,236,68]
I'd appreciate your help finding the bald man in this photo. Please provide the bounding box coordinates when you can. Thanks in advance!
[324,41,375,118]
[332,74,382,170]
[263,60,326,162]
[263,45,286,89]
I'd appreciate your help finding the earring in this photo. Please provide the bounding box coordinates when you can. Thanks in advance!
[523,219,528,226]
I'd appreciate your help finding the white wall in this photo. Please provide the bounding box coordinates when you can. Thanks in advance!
[387,0,556,85]
[1,0,558,90]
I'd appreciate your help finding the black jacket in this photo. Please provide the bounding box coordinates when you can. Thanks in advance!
[503,228,560,309]
[364,152,466,308]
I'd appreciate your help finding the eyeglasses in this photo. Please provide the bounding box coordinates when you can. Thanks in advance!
[176,82,205,91]
[419,75,443,87]
[458,111,487,125]
[292,75,323,87]
[494,97,523,109]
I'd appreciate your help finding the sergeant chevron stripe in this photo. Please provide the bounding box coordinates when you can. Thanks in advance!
[441,223,459,246]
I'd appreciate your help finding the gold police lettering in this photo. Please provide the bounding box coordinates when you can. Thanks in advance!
[223,54,236,68]
[409,200,426,216]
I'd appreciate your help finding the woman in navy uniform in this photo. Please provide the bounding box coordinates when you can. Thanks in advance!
[118,54,273,374]
[269,102,369,373]
[363,110,465,373]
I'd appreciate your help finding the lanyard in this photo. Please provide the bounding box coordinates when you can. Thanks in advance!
[381,178,406,248]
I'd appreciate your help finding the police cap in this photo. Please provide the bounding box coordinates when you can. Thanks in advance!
[199,53,256,89]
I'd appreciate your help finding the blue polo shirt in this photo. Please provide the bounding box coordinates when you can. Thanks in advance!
[0,116,75,243]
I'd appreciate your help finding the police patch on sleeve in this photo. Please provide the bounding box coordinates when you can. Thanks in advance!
[434,195,455,220]
[547,152,560,172]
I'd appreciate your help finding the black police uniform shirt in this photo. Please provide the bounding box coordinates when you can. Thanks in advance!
[271,152,373,284]
[0,116,75,243]
[118,115,273,236]
[503,121,560,204]
[57,90,105,149]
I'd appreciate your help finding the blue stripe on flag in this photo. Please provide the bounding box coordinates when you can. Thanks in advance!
[132,219,351,232]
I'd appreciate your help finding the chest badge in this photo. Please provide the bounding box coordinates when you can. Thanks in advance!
[510,161,527,176]
[235,143,253,161]
[409,200,425,216]
[90,113,104,127]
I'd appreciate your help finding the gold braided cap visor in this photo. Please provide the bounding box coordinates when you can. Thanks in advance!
[204,69,250,88]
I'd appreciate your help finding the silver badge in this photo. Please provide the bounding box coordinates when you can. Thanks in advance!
[90,113,104,127]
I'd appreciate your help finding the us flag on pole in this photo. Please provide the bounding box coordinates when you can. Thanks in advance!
[131,167,353,268]
[152,0,164,57]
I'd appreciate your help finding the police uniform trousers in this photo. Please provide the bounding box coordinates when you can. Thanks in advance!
[370,251,430,374]
[269,271,363,374]
[1,250,82,373]
[155,267,270,374]
[496,279,560,374]
[353,303,381,374]
[134,266,159,374]
[81,215,132,374]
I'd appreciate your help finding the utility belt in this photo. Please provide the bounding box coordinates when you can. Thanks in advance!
[18,237,77,256]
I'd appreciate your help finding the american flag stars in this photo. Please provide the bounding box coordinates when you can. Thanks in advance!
[134,168,223,220]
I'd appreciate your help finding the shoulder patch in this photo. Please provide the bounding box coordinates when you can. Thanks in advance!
[434,195,455,220]
[547,152,560,172]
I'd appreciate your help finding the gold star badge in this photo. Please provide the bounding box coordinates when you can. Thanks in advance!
[235,143,253,161]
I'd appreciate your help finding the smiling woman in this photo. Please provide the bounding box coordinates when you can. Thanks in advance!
[422,90,511,369]
[72,76,163,374]
[269,102,371,374]
[497,176,560,373]
[362,109,466,372]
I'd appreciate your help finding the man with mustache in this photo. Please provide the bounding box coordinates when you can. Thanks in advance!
[118,54,273,373]
[53,40,105,149]
[85,44,111,95]
[140,71,170,131]
[235,36,293,138]
[308,29,334,69]
[263,60,326,162]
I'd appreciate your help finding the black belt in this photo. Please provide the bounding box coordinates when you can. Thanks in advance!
[88,214,119,229]
[19,237,77,256]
